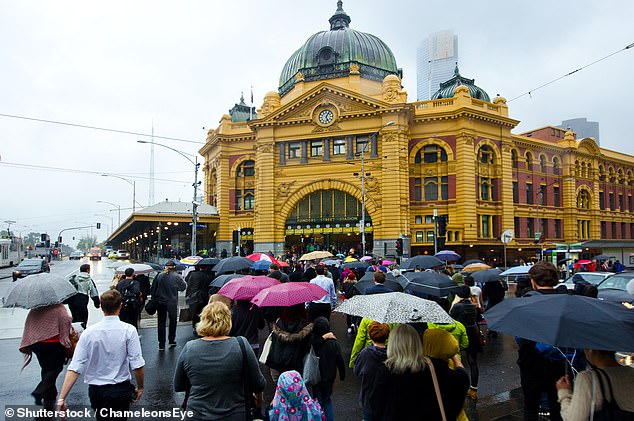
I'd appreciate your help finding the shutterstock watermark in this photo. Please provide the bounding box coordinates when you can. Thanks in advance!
[5,405,194,420]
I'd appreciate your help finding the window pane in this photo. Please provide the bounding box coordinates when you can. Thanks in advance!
[235,190,242,210]
[322,190,333,217]
[311,140,323,157]
[415,231,423,242]
[333,190,345,215]
[289,142,301,159]
[345,193,357,218]
[441,176,448,200]
[424,177,438,201]
[333,139,345,155]
[356,136,369,154]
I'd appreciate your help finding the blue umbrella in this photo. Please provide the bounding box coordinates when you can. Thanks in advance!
[434,250,461,262]
[500,266,531,276]
[251,260,271,271]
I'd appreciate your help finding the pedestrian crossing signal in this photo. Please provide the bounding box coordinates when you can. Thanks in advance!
[96,222,101,229]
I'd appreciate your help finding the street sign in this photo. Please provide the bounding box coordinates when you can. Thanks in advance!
[534,232,542,241]
[501,229,514,244]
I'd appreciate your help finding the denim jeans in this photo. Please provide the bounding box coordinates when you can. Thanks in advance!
[312,383,334,421]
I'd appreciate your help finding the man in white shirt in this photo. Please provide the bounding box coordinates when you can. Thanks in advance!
[308,264,337,321]
[57,289,145,420]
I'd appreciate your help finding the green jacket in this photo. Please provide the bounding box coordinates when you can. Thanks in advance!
[427,320,469,351]
[348,317,398,368]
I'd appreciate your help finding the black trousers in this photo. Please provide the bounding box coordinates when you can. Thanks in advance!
[156,302,178,346]
[520,365,563,421]
[31,342,66,409]
[88,381,134,421]
[68,294,90,329]
[119,307,138,329]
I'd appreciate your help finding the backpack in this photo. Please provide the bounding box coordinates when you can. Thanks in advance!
[594,368,634,420]
[121,281,140,311]
[534,343,579,363]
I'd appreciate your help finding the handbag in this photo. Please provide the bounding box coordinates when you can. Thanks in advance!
[424,357,447,421]
[302,345,321,387]
[591,368,634,421]
[259,333,273,364]
[237,336,262,421]
[145,273,163,315]
[179,307,192,322]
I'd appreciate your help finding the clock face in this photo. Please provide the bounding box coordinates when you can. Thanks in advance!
[318,109,334,125]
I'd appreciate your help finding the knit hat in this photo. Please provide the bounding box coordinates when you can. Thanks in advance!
[367,321,390,343]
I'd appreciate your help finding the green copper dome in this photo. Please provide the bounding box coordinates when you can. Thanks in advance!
[431,65,490,102]
[278,1,401,97]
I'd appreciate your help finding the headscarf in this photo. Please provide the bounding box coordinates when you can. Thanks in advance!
[451,273,465,285]
[269,371,325,421]
[19,304,72,368]
[423,329,459,361]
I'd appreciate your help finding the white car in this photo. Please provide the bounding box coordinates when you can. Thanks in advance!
[116,250,130,259]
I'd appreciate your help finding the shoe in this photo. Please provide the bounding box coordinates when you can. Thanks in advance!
[467,387,478,401]
[169,342,177,348]
[347,327,353,334]
[158,345,165,351]
[32,392,43,406]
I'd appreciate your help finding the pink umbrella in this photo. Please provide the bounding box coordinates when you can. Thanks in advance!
[246,253,279,264]
[382,260,395,266]
[218,275,280,300]
[360,256,373,261]
[251,282,328,307]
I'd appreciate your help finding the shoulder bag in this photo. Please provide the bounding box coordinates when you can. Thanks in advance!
[144,273,162,315]
[302,345,321,386]
[424,357,447,421]
[259,332,273,364]
[591,368,634,421]
[237,336,263,421]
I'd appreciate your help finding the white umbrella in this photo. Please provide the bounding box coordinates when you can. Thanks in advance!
[334,292,453,324]
[500,266,531,276]
[114,263,157,275]
[4,272,77,309]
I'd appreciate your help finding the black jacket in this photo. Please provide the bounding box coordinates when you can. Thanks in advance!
[311,335,345,386]
[266,320,313,374]
[229,301,265,345]
[185,270,211,305]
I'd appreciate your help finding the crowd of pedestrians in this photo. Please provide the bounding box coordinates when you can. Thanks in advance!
[17,256,634,421]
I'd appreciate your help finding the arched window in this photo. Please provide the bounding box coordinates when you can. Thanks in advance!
[599,165,606,181]
[581,162,587,178]
[236,160,255,177]
[478,145,494,164]
[552,157,560,175]
[526,152,533,171]
[575,160,580,177]
[577,190,591,209]
[235,160,255,211]
[415,145,448,164]
[618,169,625,184]
[608,167,615,183]
[511,150,519,168]
[539,155,546,173]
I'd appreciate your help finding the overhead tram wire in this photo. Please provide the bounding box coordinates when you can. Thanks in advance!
[508,42,634,102]
[0,112,204,145]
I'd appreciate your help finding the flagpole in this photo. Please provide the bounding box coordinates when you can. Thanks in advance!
[250,86,253,120]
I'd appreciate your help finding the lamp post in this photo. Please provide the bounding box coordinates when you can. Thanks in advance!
[354,121,395,257]
[101,174,137,213]
[138,140,200,255]
[97,200,121,226]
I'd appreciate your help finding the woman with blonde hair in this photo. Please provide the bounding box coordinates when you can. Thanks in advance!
[174,302,265,421]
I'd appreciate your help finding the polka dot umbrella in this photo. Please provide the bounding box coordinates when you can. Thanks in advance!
[218,275,280,300]
[250,282,328,307]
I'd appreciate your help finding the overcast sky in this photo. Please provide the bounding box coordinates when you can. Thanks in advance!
[1,0,632,248]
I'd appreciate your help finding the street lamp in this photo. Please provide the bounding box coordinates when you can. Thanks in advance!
[97,200,121,226]
[138,140,201,255]
[101,174,137,213]
[354,121,395,257]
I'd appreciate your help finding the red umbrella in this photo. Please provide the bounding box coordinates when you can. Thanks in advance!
[217,275,280,300]
[576,259,592,265]
[250,282,327,307]
[246,253,279,264]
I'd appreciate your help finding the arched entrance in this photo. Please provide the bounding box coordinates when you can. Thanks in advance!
[284,189,372,256]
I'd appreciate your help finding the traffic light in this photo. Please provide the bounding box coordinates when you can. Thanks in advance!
[54,241,59,248]
[40,233,47,242]
[96,222,101,229]
[395,239,403,256]
[58,236,62,244]
[437,215,448,237]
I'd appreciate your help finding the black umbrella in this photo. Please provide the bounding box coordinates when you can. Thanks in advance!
[209,273,243,289]
[400,255,444,270]
[196,257,220,267]
[358,271,409,289]
[353,278,403,294]
[463,259,486,266]
[470,268,503,283]
[144,262,164,271]
[557,258,572,266]
[593,254,612,261]
[342,261,369,270]
[403,271,459,298]
[484,294,634,351]
[212,256,254,274]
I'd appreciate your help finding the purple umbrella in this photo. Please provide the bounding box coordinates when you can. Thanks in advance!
[218,275,280,300]
[434,250,461,262]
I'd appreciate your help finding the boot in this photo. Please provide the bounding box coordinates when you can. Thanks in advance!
[467,387,478,401]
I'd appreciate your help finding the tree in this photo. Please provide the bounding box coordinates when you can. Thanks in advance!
[77,235,98,251]
[24,232,42,248]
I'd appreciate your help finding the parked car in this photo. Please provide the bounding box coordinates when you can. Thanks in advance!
[597,272,634,303]
[12,258,50,281]
[562,272,613,291]
[116,249,130,259]
[69,251,84,260]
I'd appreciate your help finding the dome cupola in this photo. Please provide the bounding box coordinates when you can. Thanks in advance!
[278,1,401,97]
[431,65,490,102]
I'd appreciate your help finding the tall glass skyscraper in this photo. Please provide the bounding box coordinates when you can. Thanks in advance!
[416,30,459,101]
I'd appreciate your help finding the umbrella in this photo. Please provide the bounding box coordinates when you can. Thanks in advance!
[451,264,464,270]
[400,255,444,270]
[114,263,157,275]
[277,261,290,267]
[484,294,634,351]
[434,250,461,262]
[334,292,453,324]
[212,256,255,274]
[251,260,272,271]
[209,273,243,288]
[360,256,373,261]
[358,271,409,289]
[344,256,358,263]
[322,259,341,266]
[180,256,203,265]
[404,271,459,298]
[5,272,77,309]
[462,263,491,273]
[342,261,369,270]
[246,253,279,264]
[195,257,220,267]
[218,275,280,300]
[144,262,164,271]
[470,268,503,283]
[353,277,404,294]
[336,253,345,258]
[382,260,395,266]
[499,266,531,276]
[298,251,333,261]
[463,259,486,266]
[557,258,572,266]
[593,254,612,261]
[251,282,328,307]
[576,259,592,265]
